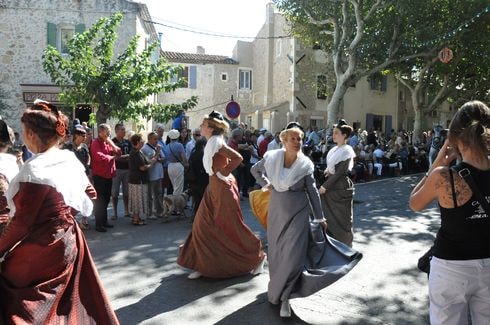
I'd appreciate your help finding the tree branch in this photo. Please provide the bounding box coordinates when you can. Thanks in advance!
[427,74,450,111]
[395,74,415,93]
[348,0,364,51]
[364,0,383,21]
[303,9,334,26]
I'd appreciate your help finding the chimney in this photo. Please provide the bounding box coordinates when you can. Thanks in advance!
[158,32,163,49]
[196,46,205,54]
[266,2,274,24]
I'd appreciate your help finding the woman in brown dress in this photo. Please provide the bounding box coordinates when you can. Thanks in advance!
[177,111,265,279]
[0,100,119,324]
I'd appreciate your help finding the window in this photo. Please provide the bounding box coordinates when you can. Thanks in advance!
[246,115,252,128]
[47,22,85,54]
[60,27,74,54]
[172,65,197,89]
[239,69,252,90]
[317,75,327,100]
[369,72,388,92]
[399,90,405,101]
[221,73,228,81]
[178,67,189,88]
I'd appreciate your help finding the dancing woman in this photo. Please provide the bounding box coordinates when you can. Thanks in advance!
[319,119,356,247]
[177,111,265,279]
[0,101,119,324]
[251,124,328,317]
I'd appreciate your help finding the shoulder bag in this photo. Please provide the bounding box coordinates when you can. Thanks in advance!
[418,165,490,274]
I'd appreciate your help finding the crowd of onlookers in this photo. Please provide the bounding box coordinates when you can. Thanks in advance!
[2,110,438,231]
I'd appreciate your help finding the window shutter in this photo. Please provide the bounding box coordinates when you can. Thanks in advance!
[366,113,374,130]
[189,65,197,89]
[381,76,387,92]
[75,24,85,34]
[249,70,252,90]
[47,22,57,47]
[384,115,392,135]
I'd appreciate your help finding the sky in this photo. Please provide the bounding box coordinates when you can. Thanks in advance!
[139,0,273,57]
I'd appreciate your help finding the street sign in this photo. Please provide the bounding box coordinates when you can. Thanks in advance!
[225,100,241,119]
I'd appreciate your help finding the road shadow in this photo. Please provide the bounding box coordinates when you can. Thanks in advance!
[337,266,430,324]
[215,293,312,325]
[116,273,257,325]
[353,175,440,247]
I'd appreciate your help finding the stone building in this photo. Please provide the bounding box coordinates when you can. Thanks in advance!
[158,48,244,130]
[0,0,157,132]
[157,4,410,134]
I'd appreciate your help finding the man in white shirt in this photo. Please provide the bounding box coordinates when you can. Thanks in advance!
[256,128,267,148]
[185,128,201,159]
[141,132,165,219]
[373,145,385,176]
[267,132,281,152]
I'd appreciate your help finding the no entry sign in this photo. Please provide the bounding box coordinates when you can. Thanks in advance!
[225,100,241,119]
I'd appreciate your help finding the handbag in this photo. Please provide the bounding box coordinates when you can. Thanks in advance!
[249,189,270,229]
[417,246,434,274]
[417,165,490,274]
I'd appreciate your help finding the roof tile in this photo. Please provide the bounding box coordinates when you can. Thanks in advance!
[160,51,238,65]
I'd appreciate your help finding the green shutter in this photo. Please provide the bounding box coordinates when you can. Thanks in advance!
[47,22,57,47]
[75,24,85,34]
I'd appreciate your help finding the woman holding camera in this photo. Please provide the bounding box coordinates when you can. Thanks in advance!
[409,100,490,325]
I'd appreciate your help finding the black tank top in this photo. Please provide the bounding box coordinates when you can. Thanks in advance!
[434,162,490,260]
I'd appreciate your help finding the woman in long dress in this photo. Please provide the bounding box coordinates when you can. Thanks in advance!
[251,125,329,318]
[177,111,265,279]
[319,119,356,247]
[0,101,119,324]
[0,119,19,234]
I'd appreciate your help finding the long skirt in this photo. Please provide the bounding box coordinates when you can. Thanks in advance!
[128,183,148,217]
[177,174,264,278]
[321,182,354,247]
[0,223,119,324]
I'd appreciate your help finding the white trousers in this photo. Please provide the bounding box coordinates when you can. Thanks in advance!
[429,256,490,325]
[167,162,185,195]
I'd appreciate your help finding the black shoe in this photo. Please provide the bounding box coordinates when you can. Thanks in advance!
[103,223,114,228]
[95,227,107,232]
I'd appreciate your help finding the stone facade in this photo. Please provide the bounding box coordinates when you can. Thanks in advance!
[0,0,155,132]
[157,51,242,131]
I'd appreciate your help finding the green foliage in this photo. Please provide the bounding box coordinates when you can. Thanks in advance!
[42,12,197,124]
[391,0,490,107]
[274,0,489,124]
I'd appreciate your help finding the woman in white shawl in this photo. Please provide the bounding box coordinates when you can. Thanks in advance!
[251,123,328,318]
[177,111,265,280]
[319,119,357,247]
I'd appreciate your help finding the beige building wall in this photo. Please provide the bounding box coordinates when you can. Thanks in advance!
[0,0,153,132]
[343,75,399,134]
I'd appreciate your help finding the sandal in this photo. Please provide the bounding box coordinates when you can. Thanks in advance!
[132,219,147,225]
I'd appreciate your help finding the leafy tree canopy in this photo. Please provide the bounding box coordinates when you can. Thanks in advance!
[274,0,489,127]
[43,12,197,124]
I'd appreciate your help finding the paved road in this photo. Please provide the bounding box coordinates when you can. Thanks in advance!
[86,174,438,324]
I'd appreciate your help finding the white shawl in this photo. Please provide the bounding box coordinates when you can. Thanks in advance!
[6,147,93,217]
[264,149,314,192]
[325,144,356,175]
[203,135,232,182]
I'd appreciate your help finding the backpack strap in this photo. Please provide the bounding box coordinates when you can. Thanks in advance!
[448,168,457,208]
[451,164,490,215]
